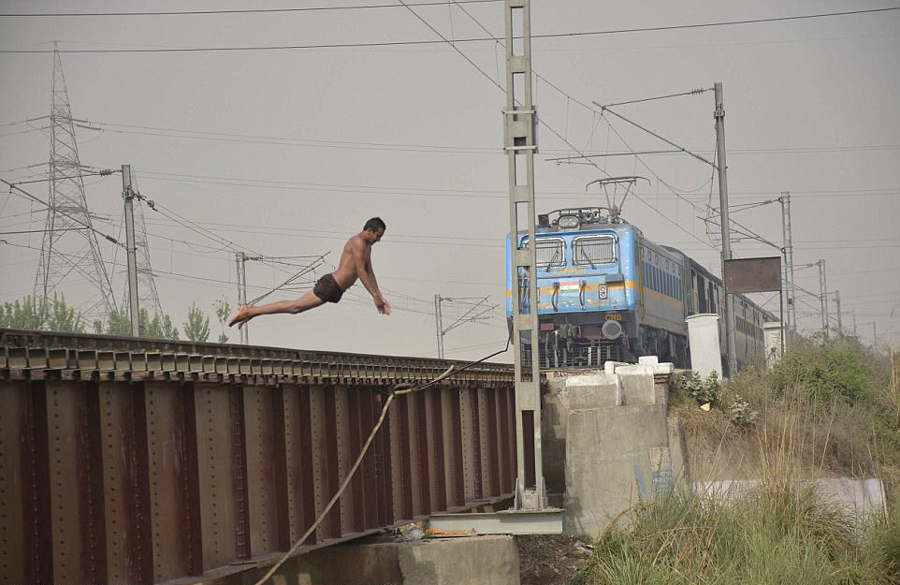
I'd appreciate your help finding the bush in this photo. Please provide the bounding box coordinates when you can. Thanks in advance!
[728,394,758,428]
[714,337,900,481]
[767,338,882,406]
[674,370,720,406]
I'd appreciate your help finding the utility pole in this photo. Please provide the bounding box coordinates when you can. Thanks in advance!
[714,82,737,375]
[235,252,250,345]
[780,192,796,342]
[434,294,445,359]
[818,259,828,338]
[852,311,857,337]
[123,165,140,337]
[433,295,493,359]
[873,322,877,353]
[505,0,546,510]
[834,290,843,337]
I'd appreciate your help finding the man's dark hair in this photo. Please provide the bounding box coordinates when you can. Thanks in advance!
[364,217,386,232]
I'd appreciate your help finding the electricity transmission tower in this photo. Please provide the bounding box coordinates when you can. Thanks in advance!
[120,169,165,323]
[34,44,117,322]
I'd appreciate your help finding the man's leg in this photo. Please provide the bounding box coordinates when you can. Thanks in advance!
[291,291,327,314]
[230,291,326,328]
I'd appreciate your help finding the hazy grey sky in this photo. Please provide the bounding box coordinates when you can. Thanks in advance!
[1,0,898,359]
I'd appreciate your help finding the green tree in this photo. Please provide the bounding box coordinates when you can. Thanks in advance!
[97,307,179,340]
[183,302,210,342]
[0,294,84,332]
[100,308,133,336]
[214,298,231,344]
[0,295,45,330]
[45,294,85,332]
[143,309,180,340]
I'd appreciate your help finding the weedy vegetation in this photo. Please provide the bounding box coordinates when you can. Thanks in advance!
[573,337,900,585]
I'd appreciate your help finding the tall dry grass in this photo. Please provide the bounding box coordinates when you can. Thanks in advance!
[574,338,900,585]
[576,482,898,585]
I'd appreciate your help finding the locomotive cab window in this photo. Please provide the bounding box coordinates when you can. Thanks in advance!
[523,237,565,270]
[573,236,616,267]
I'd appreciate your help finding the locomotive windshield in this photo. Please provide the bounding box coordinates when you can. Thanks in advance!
[573,235,616,266]
[522,237,565,270]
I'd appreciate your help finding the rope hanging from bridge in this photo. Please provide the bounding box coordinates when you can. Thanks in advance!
[252,336,511,585]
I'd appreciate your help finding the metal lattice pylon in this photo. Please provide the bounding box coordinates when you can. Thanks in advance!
[120,174,164,320]
[34,44,117,322]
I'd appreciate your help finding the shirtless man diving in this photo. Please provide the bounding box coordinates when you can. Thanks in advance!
[228,217,391,329]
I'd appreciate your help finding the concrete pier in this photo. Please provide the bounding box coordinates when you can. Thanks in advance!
[544,357,686,536]
[193,535,521,585]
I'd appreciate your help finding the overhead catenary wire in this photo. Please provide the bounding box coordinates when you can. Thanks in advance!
[446,0,615,181]
[0,0,503,18]
[446,1,727,251]
[2,7,897,53]
[590,103,717,169]
[0,176,125,249]
[127,184,312,279]
[33,117,894,157]
[112,168,900,200]
[594,88,711,109]
[246,255,328,305]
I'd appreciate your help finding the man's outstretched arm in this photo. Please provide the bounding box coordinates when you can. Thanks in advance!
[351,240,391,315]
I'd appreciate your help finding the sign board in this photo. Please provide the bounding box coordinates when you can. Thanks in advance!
[724,256,781,294]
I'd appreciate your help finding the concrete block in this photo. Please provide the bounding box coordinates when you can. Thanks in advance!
[638,355,659,365]
[604,361,630,375]
[563,373,623,408]
[616,367,656,405]
[652,362,674,375]
[565,404,674,536]
[543,373,622,494]
[398,535,520,585]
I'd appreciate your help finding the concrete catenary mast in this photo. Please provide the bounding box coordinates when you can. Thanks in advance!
[505,0,546,509]
[780,191,796,341]
[714,82,737,374]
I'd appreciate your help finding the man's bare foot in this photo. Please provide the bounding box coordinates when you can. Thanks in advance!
[228,304,254,329]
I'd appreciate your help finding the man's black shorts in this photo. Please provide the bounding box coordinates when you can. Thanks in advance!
[313,274,345,303]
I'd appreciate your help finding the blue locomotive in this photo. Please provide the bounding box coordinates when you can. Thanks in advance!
[506,207,775,370]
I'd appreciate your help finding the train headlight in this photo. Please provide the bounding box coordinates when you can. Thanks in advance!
[558,215,580,229]
[598,285,608,300]
[601,319,623,340]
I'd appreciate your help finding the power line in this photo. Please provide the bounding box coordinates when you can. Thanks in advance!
[72,120,497,154]
[0,228,88,235]
[0,0,502,18]
[0,177,124,248]
[3,7,896,53]
[21,117,884,157]
[111,167,900,201]
[446,2,724,251]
